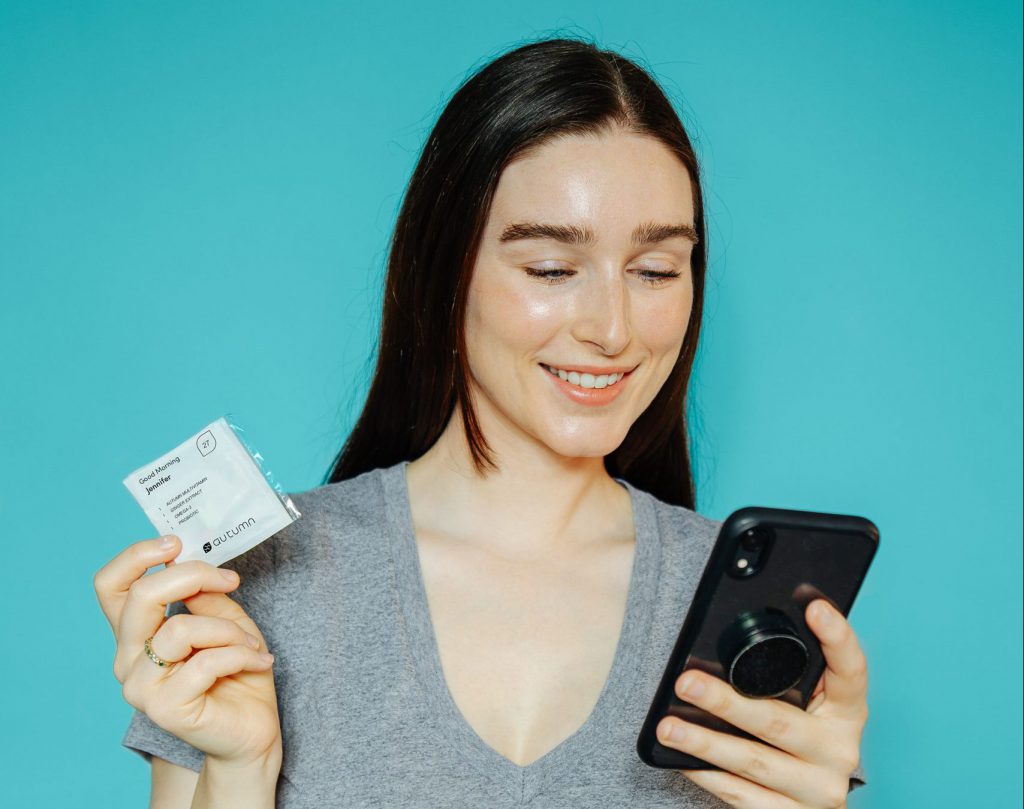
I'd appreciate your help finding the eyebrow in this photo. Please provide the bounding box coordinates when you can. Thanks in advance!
[497,220,699,247]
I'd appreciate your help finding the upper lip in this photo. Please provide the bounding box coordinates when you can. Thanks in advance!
[541,362,637,375]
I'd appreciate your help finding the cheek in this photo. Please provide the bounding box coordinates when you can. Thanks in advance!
[639,282,693,355]
[466,273,564,360]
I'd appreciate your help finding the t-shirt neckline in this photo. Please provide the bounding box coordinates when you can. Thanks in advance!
[379,459,660,802]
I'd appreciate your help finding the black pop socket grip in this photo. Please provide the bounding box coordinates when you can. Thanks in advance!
[717,608,809,699]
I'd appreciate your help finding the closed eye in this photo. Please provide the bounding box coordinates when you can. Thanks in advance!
[524,267,682,286]
[633,269,681,285]
[524,267,575,283]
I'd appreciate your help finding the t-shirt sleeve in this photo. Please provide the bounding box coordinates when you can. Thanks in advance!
[120,531,279,773]
[849,761,867,792]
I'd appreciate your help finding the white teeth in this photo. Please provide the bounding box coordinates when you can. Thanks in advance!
[544,364,626,390]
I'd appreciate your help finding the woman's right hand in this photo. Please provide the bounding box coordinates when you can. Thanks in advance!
[94,535,282,769]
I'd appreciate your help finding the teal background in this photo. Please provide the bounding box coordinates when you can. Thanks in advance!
[1,1,1020,805]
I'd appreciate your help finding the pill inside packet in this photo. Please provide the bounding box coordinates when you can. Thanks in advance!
[122,416,301,567]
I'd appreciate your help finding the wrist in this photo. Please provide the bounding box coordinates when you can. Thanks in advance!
[206,738,283,774]
[191,743,282,809]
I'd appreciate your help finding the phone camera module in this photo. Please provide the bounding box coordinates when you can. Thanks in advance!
[740,528,766,552]
[729,525,774,579]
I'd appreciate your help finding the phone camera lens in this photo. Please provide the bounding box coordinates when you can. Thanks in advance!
[741,528,765,552]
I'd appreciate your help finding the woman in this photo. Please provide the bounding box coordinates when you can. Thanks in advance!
[95,37,869,808]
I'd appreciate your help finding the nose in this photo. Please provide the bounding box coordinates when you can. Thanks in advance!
[570,268,632,356]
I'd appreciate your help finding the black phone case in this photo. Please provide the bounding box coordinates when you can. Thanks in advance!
[636,506,879,769]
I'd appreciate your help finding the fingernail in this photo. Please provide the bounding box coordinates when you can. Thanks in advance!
[816,602,833,624]
[678,674,706,700]
[659,719,687,743]
[245,633,260,649]
[220,569,239,583]
[159,536,178,549]
[259,652,274,663]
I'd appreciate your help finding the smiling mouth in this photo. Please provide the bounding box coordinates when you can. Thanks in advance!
[540,363,635,390]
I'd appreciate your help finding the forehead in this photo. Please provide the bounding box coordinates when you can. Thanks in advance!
[486,130,695,237]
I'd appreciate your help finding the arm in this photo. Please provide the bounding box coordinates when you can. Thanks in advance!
[150,753,281,809]
[190,751,282,809]
[151,757,198,809]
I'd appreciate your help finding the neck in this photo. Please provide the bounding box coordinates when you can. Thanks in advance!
[405,403,634,560]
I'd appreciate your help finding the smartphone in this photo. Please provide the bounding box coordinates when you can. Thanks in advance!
[636,506,879,770]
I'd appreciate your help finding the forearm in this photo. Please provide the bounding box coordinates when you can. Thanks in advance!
[190,749,282,809]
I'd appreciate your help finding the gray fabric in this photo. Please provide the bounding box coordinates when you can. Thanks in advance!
[122,460,867,806]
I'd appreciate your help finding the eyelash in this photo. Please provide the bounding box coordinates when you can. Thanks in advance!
[524,268,682,286]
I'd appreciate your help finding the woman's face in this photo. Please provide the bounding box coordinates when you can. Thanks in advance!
[464,127,697,461]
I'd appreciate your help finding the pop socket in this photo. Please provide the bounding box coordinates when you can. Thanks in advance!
[717,608,809,699]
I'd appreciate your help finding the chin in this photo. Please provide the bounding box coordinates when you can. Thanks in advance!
[542,430,628,461]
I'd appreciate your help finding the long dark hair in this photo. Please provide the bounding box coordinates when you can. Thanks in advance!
[326,36,708,509]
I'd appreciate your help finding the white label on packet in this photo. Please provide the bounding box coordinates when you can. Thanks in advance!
[123,417,300,567]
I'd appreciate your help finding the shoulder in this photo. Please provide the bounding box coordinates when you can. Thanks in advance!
[224,465,391,583]
[212,465,395,636]
[632,485,722,560]
[286,465,388,532]
[627,487,723,614]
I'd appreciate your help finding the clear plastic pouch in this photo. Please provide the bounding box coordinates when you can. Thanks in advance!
[122,415,301,566]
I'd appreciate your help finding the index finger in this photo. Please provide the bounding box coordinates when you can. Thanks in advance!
[93,535,181,630]
[806,599,868,718]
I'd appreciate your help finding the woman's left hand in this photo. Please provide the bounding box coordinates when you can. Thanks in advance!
[656,599,867,809]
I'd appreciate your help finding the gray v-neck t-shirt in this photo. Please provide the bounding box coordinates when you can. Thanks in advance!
[121,461,866,806]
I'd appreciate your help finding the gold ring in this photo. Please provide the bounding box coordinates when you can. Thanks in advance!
[144,635,172,667]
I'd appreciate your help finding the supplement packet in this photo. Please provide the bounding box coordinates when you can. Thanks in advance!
[122,416,301,566]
